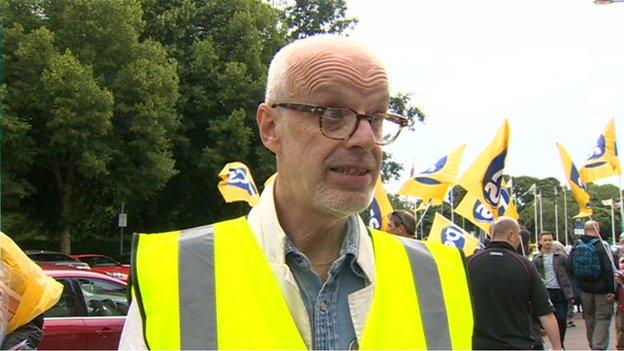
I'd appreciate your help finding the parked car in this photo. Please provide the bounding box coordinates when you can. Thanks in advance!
[26,250,90,270]
[116,253,131,266]
[72,254,130,282]
[39,266,128,350]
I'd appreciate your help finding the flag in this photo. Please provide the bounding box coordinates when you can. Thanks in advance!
[264,172,277,188]
[368,177,394,231]
[399,145,466,203]
[428,213,482,255]
[500,188,520,220]
[522,183,537,196]
[556,143,593,218]
[457,120,510,217]
[454,191,494,235]
[580,118,621,183]
[218,162,260,207]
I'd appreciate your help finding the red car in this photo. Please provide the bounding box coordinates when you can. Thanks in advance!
[72,254,130,282]
[39,267,128,350]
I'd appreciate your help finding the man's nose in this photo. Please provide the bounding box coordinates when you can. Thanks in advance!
[345,118,376,150]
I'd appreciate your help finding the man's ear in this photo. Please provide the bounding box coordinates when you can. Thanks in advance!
[257,103,281,155]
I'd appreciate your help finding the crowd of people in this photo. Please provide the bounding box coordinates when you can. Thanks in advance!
[3,33,624,350]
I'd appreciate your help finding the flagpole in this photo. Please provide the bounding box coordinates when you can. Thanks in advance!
[450,187,455,223]
[620,174,624,234]
[533,194,538,245]
[611,198,616,244]
[538,190,544,232]
[563,185,569,246]
[415,200,432,230]
[554,186,559,242]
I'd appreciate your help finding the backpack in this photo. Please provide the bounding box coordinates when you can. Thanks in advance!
[572,238,602,280]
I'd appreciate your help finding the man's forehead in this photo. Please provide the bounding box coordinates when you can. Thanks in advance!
[286,49,389,104]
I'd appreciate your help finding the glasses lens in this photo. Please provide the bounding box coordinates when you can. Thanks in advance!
[378,115,402,144]
[321,108,357,139]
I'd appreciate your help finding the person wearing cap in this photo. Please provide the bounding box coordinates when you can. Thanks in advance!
[120,34,473,350]
[386,210,416,238]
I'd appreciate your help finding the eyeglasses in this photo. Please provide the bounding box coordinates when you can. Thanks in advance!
[271,103,408,145]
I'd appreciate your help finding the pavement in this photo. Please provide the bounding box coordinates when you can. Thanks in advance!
[544,312,617,350]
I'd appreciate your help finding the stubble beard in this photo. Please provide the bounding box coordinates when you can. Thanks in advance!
[312,180,375,217]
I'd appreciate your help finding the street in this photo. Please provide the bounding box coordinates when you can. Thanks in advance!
[545,312,618,350]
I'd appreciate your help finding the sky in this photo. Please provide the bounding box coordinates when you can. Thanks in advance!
[346,0,624,194]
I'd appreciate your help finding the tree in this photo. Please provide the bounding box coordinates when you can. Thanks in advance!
[2,0,180,253]
[281,0,358,40]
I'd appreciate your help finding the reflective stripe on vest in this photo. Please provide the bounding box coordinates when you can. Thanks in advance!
[132,217,472,350]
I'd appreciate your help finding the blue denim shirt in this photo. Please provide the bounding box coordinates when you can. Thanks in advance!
[284,215,368,350]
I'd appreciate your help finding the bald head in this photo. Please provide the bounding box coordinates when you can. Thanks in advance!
[491,216,521,249]
[584,220,600,237]
[265,34,389,106]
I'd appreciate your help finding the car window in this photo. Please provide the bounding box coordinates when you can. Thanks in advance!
[29,253,75,262]
[45,279,78,317]
[78,257,98,266]
[96,256,118,266]
[77,279,128,317]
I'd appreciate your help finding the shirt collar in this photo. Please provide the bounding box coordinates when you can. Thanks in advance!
[247,178,373,284]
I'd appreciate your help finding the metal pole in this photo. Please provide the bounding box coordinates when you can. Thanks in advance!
[611,198,616,244]
[619,175,624,233]
[120,202,125,255]
[563,186,568,246]
[539,190,544,232]
[450,187,455,223]
[554,186,559,242]
[534,195,538,245]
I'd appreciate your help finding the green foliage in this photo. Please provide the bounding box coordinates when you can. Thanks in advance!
[281,0,358,40]
[2,0,180,252]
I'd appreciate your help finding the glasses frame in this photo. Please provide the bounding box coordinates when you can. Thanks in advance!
[271,102,408,145]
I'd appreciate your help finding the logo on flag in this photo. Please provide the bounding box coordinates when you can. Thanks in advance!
[482,151,507,207]
[428,213,482,255]
[473,201,494,223]
[581,119,621,183]
[441,225,466,249]
[218,162,260,206]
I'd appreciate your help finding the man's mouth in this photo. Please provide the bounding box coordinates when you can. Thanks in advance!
[331,167,370,176]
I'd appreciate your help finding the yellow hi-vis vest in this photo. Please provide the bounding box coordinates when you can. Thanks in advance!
[132,217,473,350]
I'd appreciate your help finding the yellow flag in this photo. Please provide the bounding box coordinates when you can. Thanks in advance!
[399,145,466,203]
[458,120,510,217]
[427,213,482,256]
[580,118,621,183]
[264,172,277,188]
[454,191,494,235]
[368,177,394,231]
[556,143,593,218]
[495,183,519,220]
[218,162,260,207]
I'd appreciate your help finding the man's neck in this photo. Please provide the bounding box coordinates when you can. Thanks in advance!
[542,248,553,255]
[273,185,350,278]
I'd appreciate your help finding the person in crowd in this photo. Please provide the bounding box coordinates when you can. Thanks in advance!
[468,217,562,350]
[119,34,473,350]
[570,220,616,350]
[386,210,416,238]
[532,231,574,348]
[614,270,624,349]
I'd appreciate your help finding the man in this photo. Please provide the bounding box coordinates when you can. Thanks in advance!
[532,231,574,347]
[386,210,416,238]
[468,217,562,350]
[119,35,473,350]
[570,220,616,350]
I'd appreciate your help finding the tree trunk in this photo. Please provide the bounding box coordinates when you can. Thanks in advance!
[60,227,71,254]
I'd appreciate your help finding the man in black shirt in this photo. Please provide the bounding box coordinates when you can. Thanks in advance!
[468,216,562,350]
